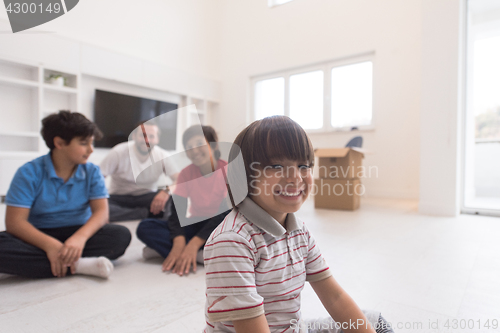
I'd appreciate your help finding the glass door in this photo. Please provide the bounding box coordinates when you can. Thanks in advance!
[463,0,500,216]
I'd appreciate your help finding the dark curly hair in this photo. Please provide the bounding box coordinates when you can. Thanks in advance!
[41,110,103,150]
[182,125,221,160]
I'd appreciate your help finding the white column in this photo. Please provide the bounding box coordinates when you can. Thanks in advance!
[419,0,465,216]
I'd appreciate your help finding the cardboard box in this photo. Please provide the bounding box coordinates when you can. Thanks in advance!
[315,148,365,179]
[314,178,362,210]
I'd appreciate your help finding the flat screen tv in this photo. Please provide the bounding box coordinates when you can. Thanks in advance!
[94,89,178,150]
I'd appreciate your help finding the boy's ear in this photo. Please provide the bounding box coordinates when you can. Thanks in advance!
[53,136,67,150]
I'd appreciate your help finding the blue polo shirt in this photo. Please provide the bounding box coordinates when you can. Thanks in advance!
[5,153,109,229]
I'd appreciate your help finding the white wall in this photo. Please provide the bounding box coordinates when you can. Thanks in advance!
[213,0,422,199]
[419,0,463,216]
[0,0,221,81]
[0,0,468,214]
[0,0,222,100]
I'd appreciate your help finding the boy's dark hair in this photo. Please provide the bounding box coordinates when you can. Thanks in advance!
[228,116,314,199]
[182,125,221,160]
[41,110,103,150]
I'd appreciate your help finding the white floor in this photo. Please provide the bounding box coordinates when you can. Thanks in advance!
[1,198,500,333]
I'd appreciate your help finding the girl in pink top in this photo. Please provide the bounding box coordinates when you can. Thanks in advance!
[136,125,230,276]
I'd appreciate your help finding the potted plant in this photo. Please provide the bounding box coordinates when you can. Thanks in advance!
[47,74,66,87]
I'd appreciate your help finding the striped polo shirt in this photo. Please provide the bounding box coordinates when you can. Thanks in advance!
[204,197,332,333]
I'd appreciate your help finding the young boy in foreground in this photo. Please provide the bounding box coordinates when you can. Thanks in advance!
[0,111,131,279]
[203,116,394,333]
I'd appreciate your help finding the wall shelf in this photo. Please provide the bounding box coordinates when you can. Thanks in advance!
[43,84,78,94]
[0,76,39,89]
[0,151,42,158]
[0,131,39,137]
[44,68,78,88]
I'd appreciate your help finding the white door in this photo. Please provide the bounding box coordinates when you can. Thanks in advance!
[463,0,500,216]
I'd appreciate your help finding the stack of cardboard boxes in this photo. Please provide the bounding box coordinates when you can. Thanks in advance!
[314,148,365,210]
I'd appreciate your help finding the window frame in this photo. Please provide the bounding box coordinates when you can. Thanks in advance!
[250,52,375,133]
[461,0,500,217]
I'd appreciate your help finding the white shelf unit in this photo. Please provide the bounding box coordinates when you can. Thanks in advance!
[42,68,80,136]
[186,96,218,127]
[174,96,218,152]
[0,76,39,88]
[0,58,40,155]
[0,58,81,155]
[0,58,81,197]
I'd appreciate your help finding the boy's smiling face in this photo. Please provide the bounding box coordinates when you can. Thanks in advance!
[59,136,95,165]
[250,159,313,225]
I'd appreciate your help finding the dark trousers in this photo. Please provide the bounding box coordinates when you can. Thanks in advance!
[136,219,205,258]
[108,192,165,222]
[0,224,131,278]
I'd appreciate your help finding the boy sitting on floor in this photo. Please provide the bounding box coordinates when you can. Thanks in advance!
[0,111,131,279]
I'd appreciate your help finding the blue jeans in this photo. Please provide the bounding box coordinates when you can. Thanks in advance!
[136,218,206,258]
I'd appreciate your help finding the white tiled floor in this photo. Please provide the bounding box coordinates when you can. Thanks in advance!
[1,198,500,333]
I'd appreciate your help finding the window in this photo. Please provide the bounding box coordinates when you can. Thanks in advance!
[254,77,285,120]
[462,0,500,215]
[290,70,324,129]
[331,61,373,128]
[252,55,374,132]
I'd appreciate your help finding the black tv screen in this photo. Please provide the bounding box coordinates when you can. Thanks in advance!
[94,89,178,150]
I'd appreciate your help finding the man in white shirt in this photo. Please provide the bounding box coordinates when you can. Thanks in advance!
[100,123,178,222]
